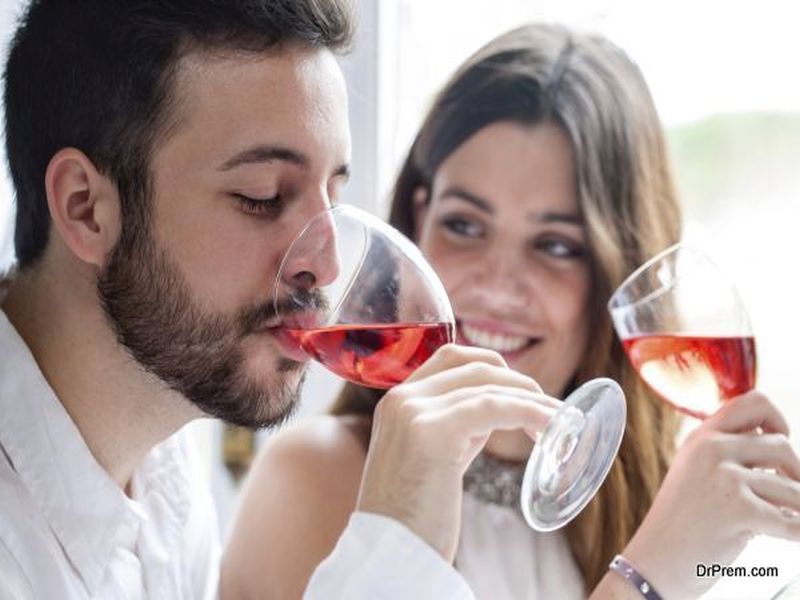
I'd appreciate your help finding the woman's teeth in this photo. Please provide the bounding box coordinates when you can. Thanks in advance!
[461,323,530,353]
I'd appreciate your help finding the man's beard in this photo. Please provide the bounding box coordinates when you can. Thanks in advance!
[97,219,304,430]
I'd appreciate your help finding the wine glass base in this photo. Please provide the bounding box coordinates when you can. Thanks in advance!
[521,378,626,531]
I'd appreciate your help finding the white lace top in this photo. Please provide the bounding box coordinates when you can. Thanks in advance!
[456,492,586,600]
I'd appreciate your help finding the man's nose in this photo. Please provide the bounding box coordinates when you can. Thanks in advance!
[280,206,340,292]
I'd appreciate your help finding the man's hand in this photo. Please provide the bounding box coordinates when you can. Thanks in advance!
[356,343,559,561]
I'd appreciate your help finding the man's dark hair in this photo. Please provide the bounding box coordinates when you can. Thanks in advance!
[4,0,354,268]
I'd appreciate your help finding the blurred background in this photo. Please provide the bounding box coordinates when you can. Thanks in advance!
[1,1,798,597]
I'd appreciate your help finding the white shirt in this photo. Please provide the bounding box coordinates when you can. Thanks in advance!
[456,492,585,600]
[0,309,472,599]
[308,512,475,599]
[0,311,221,599]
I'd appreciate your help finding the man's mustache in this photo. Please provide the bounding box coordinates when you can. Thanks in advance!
[239,289,329,335]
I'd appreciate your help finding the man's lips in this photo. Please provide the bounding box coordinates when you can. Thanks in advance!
[264,326,311,363]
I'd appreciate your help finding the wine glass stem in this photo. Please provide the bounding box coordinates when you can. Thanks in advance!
[539,406,586,495]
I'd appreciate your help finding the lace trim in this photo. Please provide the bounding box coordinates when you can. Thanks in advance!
[463,452,525,510]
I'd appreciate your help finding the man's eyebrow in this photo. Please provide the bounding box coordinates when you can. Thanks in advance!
[218,144,350,181]
[218,145,309,171]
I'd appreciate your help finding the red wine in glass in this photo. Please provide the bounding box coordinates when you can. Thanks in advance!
[285,322,453,389]
[609,244,756,420]
[622,334,757,419]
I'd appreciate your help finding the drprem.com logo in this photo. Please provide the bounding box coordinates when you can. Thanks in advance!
[697,564,780,578]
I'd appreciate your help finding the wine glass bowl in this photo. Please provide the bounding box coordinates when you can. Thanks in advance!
[608,243,757,419]
[274,204,455,389]
[276,204,627,531]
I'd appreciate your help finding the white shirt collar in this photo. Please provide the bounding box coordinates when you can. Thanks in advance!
[0,308,190,594]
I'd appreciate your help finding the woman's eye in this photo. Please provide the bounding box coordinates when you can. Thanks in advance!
[233,193,282,216]
[441,216,485,238]
[536,237,585,259]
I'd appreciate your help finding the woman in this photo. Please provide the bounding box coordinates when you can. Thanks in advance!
[223,24,800,599]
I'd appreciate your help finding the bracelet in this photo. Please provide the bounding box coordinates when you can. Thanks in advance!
[609,554,663,600]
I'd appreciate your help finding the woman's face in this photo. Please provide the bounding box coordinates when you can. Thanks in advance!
[416,121,591,397]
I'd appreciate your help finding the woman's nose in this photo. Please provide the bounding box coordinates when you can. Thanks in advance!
[471,247,532,309]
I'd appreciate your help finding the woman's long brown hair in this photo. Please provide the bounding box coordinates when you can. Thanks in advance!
[330,23,682,592]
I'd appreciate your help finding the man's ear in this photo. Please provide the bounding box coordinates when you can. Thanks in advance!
[411,185,430,241]
[44,148,121,267]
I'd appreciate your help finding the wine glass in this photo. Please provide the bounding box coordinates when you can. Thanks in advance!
[274,204,626,531]
[273,204,455,387]
[608,243,756,419]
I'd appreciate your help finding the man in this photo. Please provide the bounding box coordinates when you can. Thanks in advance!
[0,1,557,598]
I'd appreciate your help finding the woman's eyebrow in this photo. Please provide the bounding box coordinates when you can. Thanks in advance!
[438,185,493,213]
[529,211,583,225]
[439,185,583,226]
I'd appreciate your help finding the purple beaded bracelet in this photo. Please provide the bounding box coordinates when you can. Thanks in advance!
[609,554,663,600]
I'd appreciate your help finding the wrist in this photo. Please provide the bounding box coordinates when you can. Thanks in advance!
[356,488,461,563]
[622,535,694,600]
[609,554,663,600]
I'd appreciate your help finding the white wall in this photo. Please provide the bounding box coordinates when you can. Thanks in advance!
[0,0,24,273]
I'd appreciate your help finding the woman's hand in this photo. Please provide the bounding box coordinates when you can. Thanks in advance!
[622,391,800,598]
[355,343,559,562]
